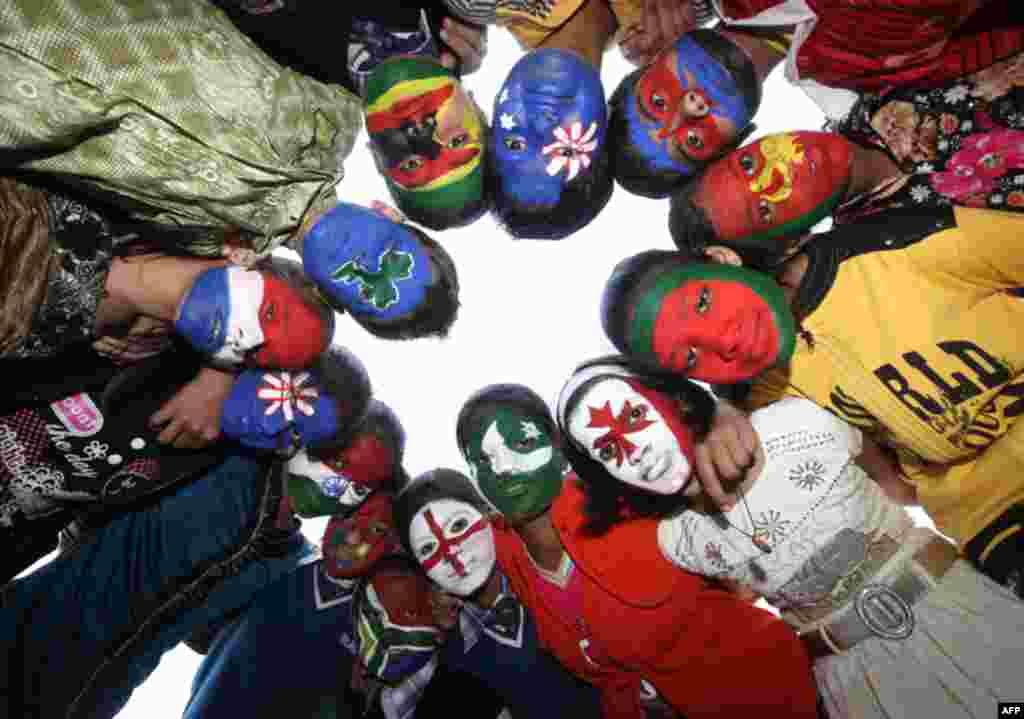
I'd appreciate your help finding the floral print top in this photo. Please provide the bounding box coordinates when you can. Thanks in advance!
[835,51,1024,222]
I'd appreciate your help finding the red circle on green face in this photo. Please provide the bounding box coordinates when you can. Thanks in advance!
[250,274,327,370]
[318,434,394,490]
[652,279,781,383]
[693,131,853,244]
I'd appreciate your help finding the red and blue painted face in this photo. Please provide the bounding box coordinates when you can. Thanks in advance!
[626,34,752,176]
[492,48,607,208]
[175,266,328,369]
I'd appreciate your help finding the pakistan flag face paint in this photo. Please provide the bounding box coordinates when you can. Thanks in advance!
[463,407,565,519]
[365,57,485,220]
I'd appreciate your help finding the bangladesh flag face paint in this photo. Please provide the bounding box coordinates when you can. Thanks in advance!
[626,263,796,384]
[462,407,564,520]
[692,131,852,247]
[356,573,441,683]
[365,57,485,217]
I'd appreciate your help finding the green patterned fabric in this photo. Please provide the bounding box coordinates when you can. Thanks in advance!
[0,0,362,257]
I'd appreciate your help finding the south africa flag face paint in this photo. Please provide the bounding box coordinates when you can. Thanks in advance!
[356,570,441,683]
[365,57,485,218]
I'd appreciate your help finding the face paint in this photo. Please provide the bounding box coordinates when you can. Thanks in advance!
[356,570,442,683]
[462,407,564,519]
[568,378,697,495]
[175,267,327,369]
[365,57,486,217]
[285,448,374,518]
[302,203,433,322]
[493,48,607,207]
[175,267,264,366]
[220,369,340,452]
[694,131,853,246]
[409,499,495,597]
[624,263,797,384]
[322,493,401,579]
[626,35,752,175]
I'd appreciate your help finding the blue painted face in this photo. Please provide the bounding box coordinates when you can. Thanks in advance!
[626,34,753,175]
[492,49,607,208]
[221,369,340,453]
[302,203,433,322]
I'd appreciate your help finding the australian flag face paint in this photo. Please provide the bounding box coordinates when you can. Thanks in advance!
[492,49,607,208]
[302,203,432,321]
[626,34,753,176]
[220,369,340,453]
[175,267,264,366]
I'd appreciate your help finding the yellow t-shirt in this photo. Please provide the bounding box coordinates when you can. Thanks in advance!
[748,207,1024,547]
[496,0,641,50]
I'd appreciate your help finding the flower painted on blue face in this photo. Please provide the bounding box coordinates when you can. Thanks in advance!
[627,34,753,175]
[302,203,433,322]
[221,369,340,453]
[492,49,607,207]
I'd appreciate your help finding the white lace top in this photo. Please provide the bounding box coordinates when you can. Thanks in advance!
[658,398,912,612]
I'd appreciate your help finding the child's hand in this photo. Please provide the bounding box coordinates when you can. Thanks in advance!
[93,315,173,365]
[148,365,235,449]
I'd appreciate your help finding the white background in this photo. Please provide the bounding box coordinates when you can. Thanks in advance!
[110,26,838,716]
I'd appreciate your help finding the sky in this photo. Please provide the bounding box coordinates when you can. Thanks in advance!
[111,25,837,717]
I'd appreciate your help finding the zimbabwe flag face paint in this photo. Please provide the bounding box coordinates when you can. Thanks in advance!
[365,57,485,218]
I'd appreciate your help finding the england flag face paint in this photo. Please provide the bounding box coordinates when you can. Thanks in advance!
[409,498,495,597]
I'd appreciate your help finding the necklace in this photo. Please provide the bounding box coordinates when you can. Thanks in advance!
[720,489,772,555]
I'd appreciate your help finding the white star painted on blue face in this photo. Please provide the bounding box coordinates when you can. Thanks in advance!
[498,87,509,104]
[499,112,518,130]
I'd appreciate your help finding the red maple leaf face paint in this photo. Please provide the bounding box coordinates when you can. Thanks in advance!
[567,377,697,496]
[585,400,656,467]
[410,499,495,597]
[250,273,329,370]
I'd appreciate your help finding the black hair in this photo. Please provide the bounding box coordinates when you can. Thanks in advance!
[394,468,491,559]
[455,383,558,456]
[607,28,762,199]
[556,355,716,535]
[353,226,461,341]
[600,248,703,366]
[491,138,614,241]
[669,178,797,271]
[303,344,373,451]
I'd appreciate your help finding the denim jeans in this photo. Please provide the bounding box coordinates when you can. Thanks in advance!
[0,452,307,719]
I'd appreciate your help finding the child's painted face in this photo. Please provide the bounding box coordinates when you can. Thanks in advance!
[692,131,854,246]
[492,48,607,208]
[175,267,328,369]
[321,493,401,579]
[409,498,495,597]
[626,34,753,175]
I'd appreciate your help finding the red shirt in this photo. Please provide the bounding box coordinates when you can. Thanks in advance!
[495,479,818,719]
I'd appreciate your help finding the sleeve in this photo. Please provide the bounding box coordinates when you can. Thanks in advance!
[598,674,646,719]
[915,207,1024,290]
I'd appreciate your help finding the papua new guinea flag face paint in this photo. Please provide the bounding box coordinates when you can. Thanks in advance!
[302,203,433,321]
[321,492,401,579]
[492,48,607,207]
[365,57,485,218]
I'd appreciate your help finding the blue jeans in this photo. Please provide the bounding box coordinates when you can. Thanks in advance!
[0,452,307,719]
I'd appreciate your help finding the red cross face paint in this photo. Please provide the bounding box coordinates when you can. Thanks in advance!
[409,499,495,597]
[249,273,330,370]
[567,377,697,495]
[624,263,797,385]
[692,131,853,247]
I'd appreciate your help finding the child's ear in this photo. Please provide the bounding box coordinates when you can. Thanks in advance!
[704,245,744,267]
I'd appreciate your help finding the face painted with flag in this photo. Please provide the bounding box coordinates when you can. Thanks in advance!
[322,492,401,579]
[220,369,341,453]
[175,266,329,369]
[365,57,485,222]
[409,498,496,597]
[355,564,443,684]
[462,406,565,521]
[302,203,433,322]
